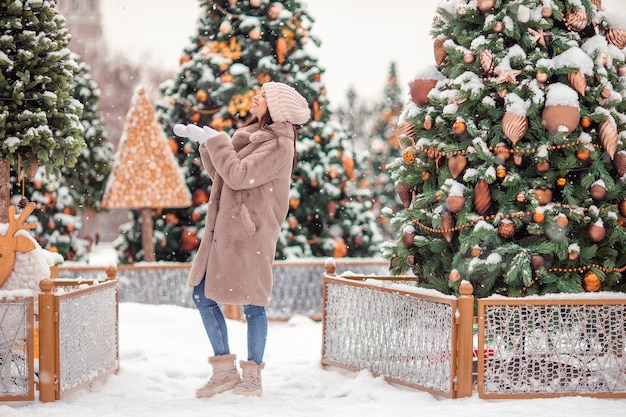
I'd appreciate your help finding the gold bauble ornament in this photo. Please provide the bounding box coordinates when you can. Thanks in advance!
[531,254,545,269]
[590,183,607,201]
[449,269,461,282]
[587,223,606,242]
[402,231,415,248]
[536,72,548,83]
[476,0,495,12]
[536,161,549,172]
[463,53,475,64]
[583,271,601,292]
[446,195,466,213]
[267,2,284,20]
[541,7,553,18]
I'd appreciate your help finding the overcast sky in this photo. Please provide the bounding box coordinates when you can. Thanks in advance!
[99,0,623,107]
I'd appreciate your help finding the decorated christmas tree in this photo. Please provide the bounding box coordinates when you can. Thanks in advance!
[382,0,626,298]
[0,0,85,222]
[114,0,382,262]
[9,54,113,260]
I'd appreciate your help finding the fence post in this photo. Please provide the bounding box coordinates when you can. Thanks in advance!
[38,279,57,402]
[456,280,474,398]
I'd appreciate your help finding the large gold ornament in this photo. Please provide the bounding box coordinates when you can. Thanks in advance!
[606,28,626,50]
[502,112,528,145]
[598,119,618,159]
[473,179,492,216]
[567,71,586,95]
[564,10,588,31]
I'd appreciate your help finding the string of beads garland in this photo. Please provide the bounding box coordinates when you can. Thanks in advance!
[404,138,591,162]
[410,203,623,293]
[412,202,616,235]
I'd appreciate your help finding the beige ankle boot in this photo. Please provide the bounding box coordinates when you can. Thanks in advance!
[196,354,241,398]
[233,360,264,396]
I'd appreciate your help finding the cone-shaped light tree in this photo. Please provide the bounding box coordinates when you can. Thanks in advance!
[382,0,626,297]
[0,0,85,222]
[113,0,382,262]
[102,86,192,262]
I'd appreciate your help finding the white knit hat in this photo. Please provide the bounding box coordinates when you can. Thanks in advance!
[262,82,310,125]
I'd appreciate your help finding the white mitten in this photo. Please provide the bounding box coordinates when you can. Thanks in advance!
[173,123,213,144]
[203,126,219,139]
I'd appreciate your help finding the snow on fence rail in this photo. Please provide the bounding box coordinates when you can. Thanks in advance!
[58,259,388,320]
[321,259,626,399]
[0,267,119,403]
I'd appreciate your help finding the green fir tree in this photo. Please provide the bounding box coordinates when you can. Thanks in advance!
[0,0,85,220]
[382,0,626,297]
[9,54,112,260]
[114,0,382,262]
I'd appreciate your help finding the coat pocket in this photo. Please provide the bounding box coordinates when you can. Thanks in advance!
[240,203,257,237]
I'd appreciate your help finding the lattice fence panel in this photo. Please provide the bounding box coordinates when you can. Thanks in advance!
[323,279,455,395]
[479,302,626,397]
[0,297,33,400]
[58,284,118,395]
[61,262,388,319]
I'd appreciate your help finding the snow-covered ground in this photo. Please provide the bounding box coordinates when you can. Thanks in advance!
[2,244,626,416]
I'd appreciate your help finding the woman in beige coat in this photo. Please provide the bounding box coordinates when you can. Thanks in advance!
[173,82,309,398]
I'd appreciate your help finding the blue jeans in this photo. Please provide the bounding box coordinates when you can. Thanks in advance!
[192,277,267,365]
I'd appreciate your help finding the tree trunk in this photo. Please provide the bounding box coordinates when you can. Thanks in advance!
[0,158,9,223]
[141,207,155,262]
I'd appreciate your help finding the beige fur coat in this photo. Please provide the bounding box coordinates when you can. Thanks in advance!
[187,122,295,307]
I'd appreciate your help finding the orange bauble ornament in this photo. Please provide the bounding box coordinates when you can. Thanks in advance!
[449,269,461,282]
[452,120,467,135]
[192,188,209,206]
[532,211,545,223]
[195,90,208,103]
[576,147,590,161]
[583,271,601,292]
[333,238,348,258]
[180,228,200,252]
